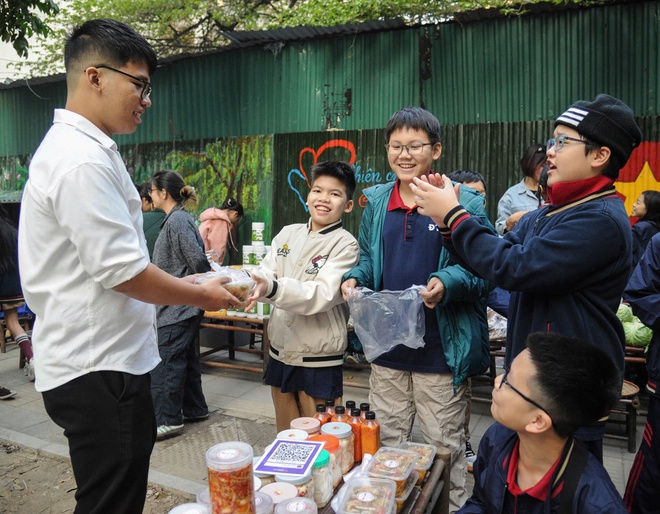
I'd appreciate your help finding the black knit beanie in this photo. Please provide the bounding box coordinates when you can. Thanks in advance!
[554,94,642,171]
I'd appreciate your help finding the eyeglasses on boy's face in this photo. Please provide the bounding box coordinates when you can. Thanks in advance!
[499,369,553,420]
[546,135,586,152]
[385,143,434,155]
[91,64,152,100]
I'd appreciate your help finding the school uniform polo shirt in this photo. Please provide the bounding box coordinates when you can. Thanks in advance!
[375,181,449,373]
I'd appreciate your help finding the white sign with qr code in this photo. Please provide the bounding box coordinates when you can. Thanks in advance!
[254,439,325,477]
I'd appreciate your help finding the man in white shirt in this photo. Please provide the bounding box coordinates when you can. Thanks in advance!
[18,19,239,513]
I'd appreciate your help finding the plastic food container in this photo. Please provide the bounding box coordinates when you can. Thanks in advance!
[290,417,321,436]
[321,422,354,474]
[259,482,298,506]
[275,470,315,499]
[337,476,397,514]
[399,441,437,484]
[277,428,309,440]
[168,503,211,514]
[394,470,419,513]
[365,447,419,497]
[255,491,274,514]
[308,434,342,488]
[205,441,255,514]
[195,487,211,506]
[274,497,318,514]
[254,475,262,491]
[312,449,333,508]
[253,456,276,487]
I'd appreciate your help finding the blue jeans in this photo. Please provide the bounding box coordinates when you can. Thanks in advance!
[151,314,208,426]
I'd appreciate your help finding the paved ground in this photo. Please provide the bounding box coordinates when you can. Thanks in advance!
[0,336,641,509]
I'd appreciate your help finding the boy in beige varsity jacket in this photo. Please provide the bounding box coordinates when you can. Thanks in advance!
[245,161,359,431]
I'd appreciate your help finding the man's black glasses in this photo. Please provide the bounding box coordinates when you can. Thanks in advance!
[93,65,152,100]
[499,369,552,418]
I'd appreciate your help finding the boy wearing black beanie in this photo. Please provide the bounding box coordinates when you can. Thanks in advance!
[410,94,641,462]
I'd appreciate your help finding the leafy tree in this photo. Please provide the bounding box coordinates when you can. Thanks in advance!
[14,0,600,77]
[1,0,59,57]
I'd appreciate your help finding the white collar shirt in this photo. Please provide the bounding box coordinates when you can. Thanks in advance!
[18,109,160,392]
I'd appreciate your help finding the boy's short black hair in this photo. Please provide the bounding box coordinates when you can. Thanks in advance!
[526,332,620,438]
[385,107,441,145]
[65,19,158,75]
[447,169,485,186]
[311,161,356,200]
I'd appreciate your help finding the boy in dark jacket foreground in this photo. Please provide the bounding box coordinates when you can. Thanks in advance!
[460,333,625,514]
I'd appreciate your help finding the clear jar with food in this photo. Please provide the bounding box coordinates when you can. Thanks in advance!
[337,477,396,514]
[205,441,255,514]
[253,457,276,487]
[365,446,419,497]
[399,441,437,485]
[275,470,315,499]
[290,417,321,436]
[311,449,333,508]
[308,434,342,488]
[321,422,354,474]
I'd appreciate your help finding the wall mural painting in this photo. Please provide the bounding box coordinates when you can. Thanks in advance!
[285,136,395,216]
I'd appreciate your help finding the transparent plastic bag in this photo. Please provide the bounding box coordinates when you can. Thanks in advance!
[347,285,426,362]
[194,267,255,302]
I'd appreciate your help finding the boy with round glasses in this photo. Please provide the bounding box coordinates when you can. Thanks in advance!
[460,332,626,514]
[410,94,642,460]
[341,106,493,512]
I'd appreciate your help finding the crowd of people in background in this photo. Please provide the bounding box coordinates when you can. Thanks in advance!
[2,16,659,514]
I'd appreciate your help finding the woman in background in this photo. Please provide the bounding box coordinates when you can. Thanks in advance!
[150,170,211,440]
[495,143,546,235]
[631,190,660,268]
[198,197,244,265]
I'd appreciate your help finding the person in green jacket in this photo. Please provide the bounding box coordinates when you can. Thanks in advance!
[137,182,166,260]
[341,107,493,513]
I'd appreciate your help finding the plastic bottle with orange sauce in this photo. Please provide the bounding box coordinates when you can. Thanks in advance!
[313,404,331,427]
[347,408,363,464]
[361,411,380,459]
[330,405,349,423]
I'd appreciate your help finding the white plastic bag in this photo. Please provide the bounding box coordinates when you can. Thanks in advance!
[194,267,255,302]
[347,285,426,362]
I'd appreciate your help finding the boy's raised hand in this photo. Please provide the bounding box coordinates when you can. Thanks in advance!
[244,270,270,312]
[410,174,461,226]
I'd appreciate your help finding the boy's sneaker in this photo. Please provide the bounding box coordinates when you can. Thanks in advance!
[465,441,477,473]
[156,424,184,441]
[183,413,210,423]
[345,352,368,365]
[24,359,35,382]
[0,387,17,400]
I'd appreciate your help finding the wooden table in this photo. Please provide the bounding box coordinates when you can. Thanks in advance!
[319,448,451,514]
[199,311,270,374]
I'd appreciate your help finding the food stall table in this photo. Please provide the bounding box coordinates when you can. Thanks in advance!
[319,447,451,514]
[199,311,270,374]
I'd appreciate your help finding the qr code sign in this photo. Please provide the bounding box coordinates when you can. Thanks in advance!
[270,442,316,464]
